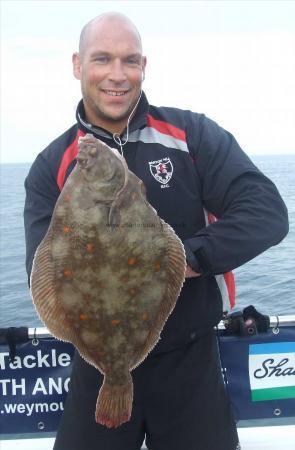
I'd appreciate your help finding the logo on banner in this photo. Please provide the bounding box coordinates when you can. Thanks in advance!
[249,342,295,401]
[149,157,173,188]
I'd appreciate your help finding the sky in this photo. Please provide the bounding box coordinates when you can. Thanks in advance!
[1,0,295,163]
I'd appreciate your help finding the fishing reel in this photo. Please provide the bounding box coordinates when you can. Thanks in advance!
[222,305,270,336]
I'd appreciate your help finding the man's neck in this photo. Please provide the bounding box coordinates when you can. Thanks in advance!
[85,112,127,135]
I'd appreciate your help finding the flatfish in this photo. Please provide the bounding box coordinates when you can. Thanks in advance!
[30,134,186,428]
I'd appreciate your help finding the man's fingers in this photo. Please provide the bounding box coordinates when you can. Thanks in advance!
[185,265,201,278]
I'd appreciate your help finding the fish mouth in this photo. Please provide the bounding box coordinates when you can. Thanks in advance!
[76,149,93,169]
[76,154,88,169]
[76,150,98,169]
[77,135,99,169]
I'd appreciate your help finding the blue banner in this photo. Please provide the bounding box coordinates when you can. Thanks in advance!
[0,336,74,436]
[219,326,295,423]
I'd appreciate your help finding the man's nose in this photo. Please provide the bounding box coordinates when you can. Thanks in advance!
[109,59,127,82]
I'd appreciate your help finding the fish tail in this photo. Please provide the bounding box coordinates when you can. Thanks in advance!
[95,374,133,428]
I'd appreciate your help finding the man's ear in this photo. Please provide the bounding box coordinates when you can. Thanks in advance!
[72,52,82,80]
[141,56,147,81]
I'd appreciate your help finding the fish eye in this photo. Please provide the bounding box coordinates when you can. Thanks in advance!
[77,155,87,165]
[89,147,98,157]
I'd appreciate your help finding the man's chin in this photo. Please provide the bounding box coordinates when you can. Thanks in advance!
[101,93,141,121]
[100,107,133,124]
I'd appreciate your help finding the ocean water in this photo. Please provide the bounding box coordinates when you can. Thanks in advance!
[0,155,294,329]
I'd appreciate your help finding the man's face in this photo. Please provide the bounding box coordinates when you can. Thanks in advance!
[73,20,146,133]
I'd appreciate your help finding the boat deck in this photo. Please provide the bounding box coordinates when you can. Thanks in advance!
[1,426,295,450]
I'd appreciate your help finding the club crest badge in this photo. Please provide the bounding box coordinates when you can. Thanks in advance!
[149,157,173,188]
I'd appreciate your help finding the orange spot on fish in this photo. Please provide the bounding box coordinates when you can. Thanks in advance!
[154,262,161,271]
[142,313,148,321]
[79,314,88,321]
[132,192,138,200]
[111,319,120,326]
[170,256,177,263]
[128,258,137,266]
[86,243,94,253]
[63,226,71,233]
[128,288,137,296]
[64,194,71,202]
[63,269,73,278]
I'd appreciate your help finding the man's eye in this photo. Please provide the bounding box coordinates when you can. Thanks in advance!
[126,58,140,65]
[94,56,109,63]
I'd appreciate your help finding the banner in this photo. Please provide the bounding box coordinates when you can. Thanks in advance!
[219,326,295,423]
[0,336,74,436]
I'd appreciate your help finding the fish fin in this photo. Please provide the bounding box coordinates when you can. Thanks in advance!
[95,372,133,428]
[30,231,77,344]
[131,221,186,368]
[159,221,186,318]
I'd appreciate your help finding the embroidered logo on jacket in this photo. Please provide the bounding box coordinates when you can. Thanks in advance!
[149,158,173,188]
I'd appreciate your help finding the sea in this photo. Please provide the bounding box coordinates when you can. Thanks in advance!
[0,155,294,329]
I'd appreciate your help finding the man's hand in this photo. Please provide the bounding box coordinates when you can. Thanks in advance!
[185,265,201,278]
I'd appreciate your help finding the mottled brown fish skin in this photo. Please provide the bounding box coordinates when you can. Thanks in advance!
[30,133,186,428]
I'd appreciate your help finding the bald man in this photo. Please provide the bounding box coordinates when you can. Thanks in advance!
[24,11,288,450]
[72,13,147,135]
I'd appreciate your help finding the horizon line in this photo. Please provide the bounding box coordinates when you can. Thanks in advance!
[2,153,295,165]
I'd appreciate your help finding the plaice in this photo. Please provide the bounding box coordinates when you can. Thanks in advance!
[30,133,186,428]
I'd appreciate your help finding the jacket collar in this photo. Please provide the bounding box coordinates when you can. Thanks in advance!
[76,91,149,140]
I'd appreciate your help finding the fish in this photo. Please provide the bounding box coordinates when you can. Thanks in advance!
[30,133,186,428]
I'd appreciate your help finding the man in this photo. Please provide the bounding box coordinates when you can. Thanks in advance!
[24,12,288,450]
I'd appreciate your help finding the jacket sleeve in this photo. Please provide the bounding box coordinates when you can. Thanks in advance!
[184,115,289,275]
[24,153,60,282]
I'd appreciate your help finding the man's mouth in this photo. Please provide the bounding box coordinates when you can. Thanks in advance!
[102,90,129,97]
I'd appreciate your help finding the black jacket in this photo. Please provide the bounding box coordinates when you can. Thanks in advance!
[24,92,288,353]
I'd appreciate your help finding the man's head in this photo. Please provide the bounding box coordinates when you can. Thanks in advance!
[73,12,146,134]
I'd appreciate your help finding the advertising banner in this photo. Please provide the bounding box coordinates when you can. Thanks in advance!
[0,336,74,437]
[219,326,295,423]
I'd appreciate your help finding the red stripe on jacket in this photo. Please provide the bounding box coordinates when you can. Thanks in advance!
[224,272,236,309]
[57,129,85,191]
[147,114,186,142]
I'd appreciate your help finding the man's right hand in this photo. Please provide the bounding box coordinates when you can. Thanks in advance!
[185,265,201,278]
